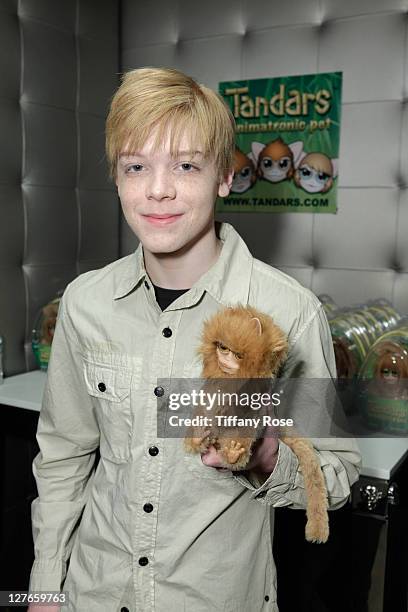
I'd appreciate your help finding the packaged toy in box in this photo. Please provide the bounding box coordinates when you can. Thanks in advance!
[32,297,61,371]
[358,317,408,434]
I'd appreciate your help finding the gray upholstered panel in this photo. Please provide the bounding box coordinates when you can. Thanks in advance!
[0,1,119,376]
[120,0,408,317]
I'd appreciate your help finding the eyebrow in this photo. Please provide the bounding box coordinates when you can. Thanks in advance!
[119,150,205,160]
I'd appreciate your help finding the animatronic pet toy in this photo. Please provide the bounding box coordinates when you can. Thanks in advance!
[184,305,330,543]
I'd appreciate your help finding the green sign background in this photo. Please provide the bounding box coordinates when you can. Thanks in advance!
[217,72,342,213]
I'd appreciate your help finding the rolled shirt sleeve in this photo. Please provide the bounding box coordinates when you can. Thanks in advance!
[29,288,100,591]
[232,302,362,510]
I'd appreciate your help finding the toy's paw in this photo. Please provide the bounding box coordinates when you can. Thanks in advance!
[223,440,247,464]
[305,518,329,544]
[184,432,212,454]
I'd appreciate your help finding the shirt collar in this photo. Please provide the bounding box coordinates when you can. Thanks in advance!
[194,221,253,306]
[113,221,253,306]
[113,243,146,300]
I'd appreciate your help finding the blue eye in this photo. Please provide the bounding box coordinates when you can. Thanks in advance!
[181,163,193,171]
[318,172,329,181]
[300,167,311,177]
[127,164,143,173]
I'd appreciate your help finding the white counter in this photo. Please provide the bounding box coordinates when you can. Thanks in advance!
[0,370,45,412]
[1,371,407,480]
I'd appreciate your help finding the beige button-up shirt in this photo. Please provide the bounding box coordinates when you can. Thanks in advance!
[29,222,361,612]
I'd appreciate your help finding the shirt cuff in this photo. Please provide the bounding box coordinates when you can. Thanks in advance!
[28,558,66,592]
[232,440,299,506]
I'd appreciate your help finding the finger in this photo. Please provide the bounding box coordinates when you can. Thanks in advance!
[201,446,224,468]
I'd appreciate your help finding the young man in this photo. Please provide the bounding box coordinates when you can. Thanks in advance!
[29,68,361,612]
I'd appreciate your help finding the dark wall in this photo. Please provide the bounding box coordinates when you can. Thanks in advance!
[0,0,120,376]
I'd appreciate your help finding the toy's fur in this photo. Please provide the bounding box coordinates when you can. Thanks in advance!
[184,305,330,543]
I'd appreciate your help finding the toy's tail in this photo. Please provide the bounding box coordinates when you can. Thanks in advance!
[281,437,329,543]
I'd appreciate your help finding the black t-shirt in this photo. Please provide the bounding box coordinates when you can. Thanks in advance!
[153,284,189,311]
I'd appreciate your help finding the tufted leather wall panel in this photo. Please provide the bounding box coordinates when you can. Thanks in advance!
[0,0,119,376]
[120,0,408,316]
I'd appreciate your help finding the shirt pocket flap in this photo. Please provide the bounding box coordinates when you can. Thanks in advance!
[83,361,132,402]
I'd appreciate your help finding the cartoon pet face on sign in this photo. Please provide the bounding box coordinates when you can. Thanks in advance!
[294,152,338,194]
[251,138,304,184]
[231,147,257,193]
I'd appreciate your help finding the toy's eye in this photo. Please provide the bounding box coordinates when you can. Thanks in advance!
[262,158,272,168]
[318,172,329,181]
[216,342,230,354]
[234,352,243,360]
[279,158,289,169]
[240,166,251,178]
[300,167,311,177]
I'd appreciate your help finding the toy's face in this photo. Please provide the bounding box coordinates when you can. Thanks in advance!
[46,318,56,341]
[231,149,256,193]
[257,139,294,183]
[296,164,331,193]
[376,352,408,384]
[259,155,292,183]
[231,165,254,193]
[216,341,242,374]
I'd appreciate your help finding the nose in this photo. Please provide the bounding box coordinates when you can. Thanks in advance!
[146,168,176,201]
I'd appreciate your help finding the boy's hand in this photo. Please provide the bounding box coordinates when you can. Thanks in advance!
[201,433,279,474]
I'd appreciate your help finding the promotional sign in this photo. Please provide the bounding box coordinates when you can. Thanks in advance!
[217,72,342,213]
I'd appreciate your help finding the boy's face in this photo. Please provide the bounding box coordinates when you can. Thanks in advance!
[116,127,233,256]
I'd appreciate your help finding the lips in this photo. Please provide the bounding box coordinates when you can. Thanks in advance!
[143,213,183,225]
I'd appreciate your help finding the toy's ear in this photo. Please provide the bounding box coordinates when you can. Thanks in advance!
[250,317,262,336]
[289,140,304,167]
[331,158,339,178]
[272,339,287,354]
[251,141,265,164]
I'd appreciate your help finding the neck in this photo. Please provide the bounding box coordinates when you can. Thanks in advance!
[143,223,222,289]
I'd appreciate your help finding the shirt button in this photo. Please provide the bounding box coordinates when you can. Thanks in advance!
[121,608,129,612]
[138,556,149,566]
[265,595,270,602]
[143,503,154,513]
[154,386,164,397]
[256,491,267,498]
[148,446,159,456]
[162,327,172,338]
[97,382,106,392]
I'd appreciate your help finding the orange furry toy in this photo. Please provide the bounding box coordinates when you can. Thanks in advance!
[184,305,329,543]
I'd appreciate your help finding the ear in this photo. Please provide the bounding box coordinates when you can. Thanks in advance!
[218,169,234,198]
[250,317,262,336]
[251,141,265,164]
[289,141,304,167]
[321,177,333,193]
[294,150,307,169]
[331,158,339,179]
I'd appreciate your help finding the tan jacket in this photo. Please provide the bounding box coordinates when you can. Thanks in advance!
[29,222,361,611]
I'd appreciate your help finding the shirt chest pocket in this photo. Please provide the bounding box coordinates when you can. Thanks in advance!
[83,361,133,464]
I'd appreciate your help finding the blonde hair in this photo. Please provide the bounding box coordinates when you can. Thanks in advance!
[106,67,236,179]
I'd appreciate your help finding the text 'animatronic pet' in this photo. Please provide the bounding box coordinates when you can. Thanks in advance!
[184,305,329,543]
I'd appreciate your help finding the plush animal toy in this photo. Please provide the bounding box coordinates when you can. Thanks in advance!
[184,305,329,543]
